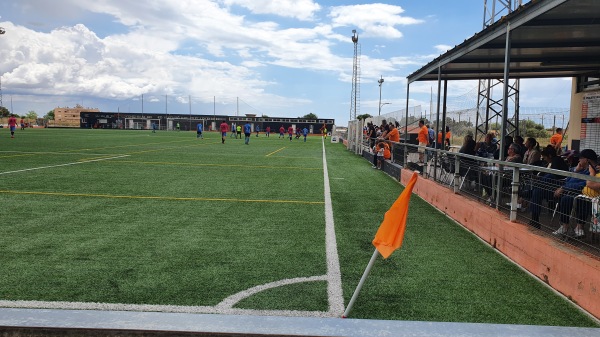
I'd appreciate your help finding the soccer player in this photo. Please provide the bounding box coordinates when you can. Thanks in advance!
[244,122,252,145]
[151,122,157,133]
[8,115,17,138]
[236,125,242,139]
[220,120,229,144]
[279,125,285,138]
[265,126,271,137]
[176,122,180,131]
[255,124,260,137]
[20,118,25,131]
[302,127,309,142]
[196,122,204,139]
[288,125,294,141]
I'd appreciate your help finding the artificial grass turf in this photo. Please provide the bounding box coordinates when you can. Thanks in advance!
[0,128,598,327]
[325,144,599,327]
[0,195,326,306]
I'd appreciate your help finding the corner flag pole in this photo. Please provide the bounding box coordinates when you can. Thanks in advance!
[342,249,380,318]
[342,171,419,318]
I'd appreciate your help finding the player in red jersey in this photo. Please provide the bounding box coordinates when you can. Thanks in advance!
[219,121,229,144]
[8,115,17,138]
[287,126,294,141]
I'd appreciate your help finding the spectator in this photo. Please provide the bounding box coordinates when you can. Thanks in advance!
[374,140,391,169]
[527,146,569,228]
[506,143,522,163]
[426,124,435,149]
[417,120,429,164]
[367,122,376,148]
[384,123,400,143]
[380,119,389,139]
[458,134,477,182]
[572,152,600,235]
[561,150,579,168]
[552,149,595,236]
[481,143,521,202]
[437,126,451,150]
[514,135,526,158]
[495,135,514,160]
[523,137,542,166]
[475,133,498,159]
[550,128,564,155]
[459,134,476,155]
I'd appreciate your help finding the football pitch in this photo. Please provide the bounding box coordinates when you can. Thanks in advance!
[0,128,597,328]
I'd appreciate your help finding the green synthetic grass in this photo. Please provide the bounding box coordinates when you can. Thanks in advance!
[0,128,597,327]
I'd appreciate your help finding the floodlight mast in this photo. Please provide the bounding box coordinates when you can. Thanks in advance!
[0,27,4,109]
[377,76,384,116]
[349,30,360,121]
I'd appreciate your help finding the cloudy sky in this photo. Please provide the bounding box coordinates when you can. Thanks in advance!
[0,0,570,124]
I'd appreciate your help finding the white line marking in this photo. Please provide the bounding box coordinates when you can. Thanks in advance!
[0,300,330,318]
[0,155,130,175]
[0,151,112,156]
[216,275,327,309]
[322,137,345,316]
[0,141,345,317]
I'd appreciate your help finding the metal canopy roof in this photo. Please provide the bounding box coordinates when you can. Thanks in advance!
[407,0,600,83]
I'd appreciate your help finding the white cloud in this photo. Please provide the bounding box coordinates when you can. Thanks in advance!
[329,4,423,38]
[221,0,321,21]
[434,44,453,53]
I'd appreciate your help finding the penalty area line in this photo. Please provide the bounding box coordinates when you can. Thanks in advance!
[0,155,131,176]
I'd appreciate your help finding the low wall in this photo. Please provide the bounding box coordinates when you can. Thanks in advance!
[399,168,600,319]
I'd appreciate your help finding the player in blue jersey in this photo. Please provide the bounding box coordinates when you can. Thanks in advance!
[302,127,309,142]
[244,122,252,145]
[196,122,203,139]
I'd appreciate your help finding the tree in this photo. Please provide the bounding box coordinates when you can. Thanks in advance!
[44,110,55,120]
[520,120,548,139]
[26,111,38,120]
[0,106,9,117]
[301,113,318,119]
[357,114,372,121]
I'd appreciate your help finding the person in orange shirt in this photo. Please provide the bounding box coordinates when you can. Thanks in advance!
[375,140,391,169]
[549,128,563,154]
[437,126,451,149]
[384,123,400,143]
[417,120,429,163]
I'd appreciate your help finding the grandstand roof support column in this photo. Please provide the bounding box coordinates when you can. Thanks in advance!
[441,79,448,152]
[499,21,512,163]
[404,82,411,165]
[432,65,443,180]
[495,21,513,209]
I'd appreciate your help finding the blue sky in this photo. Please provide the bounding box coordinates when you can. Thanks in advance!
[0,0,570,125]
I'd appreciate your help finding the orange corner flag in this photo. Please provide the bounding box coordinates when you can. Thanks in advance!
[372,171,419,259]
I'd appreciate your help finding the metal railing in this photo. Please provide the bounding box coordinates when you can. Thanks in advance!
[360,135,600,254]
